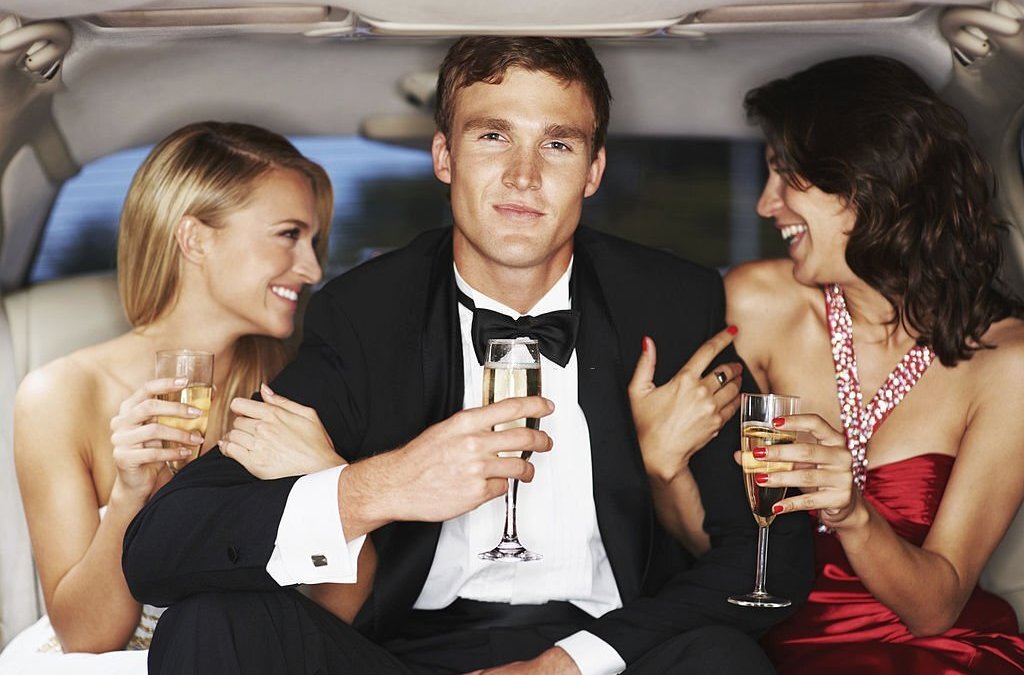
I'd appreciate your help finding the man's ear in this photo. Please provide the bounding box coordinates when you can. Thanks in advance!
[583,146,607,199]
[174,217,209,264]
[432,131,452,185]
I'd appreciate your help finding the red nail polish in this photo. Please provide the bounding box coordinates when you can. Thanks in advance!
[772,504,784,515]
[772,416,785,428]
[727,325,739,335]
[641,336,649,352]
[754,473,769,485]
[752,446,767,459]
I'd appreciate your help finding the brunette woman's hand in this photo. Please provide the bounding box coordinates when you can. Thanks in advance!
[629,327,743,482]
[109,377,202,502]
[738,413,862,528]
[222,384,345,479]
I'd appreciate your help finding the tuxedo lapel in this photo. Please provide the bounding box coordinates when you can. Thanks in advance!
[368,230,465,638]
[573,238,652,602]
[421,229,464,428]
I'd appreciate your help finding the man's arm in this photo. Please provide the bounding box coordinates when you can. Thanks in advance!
[122,450,296,606]
[123,291,556,607]
[123,398,555,605]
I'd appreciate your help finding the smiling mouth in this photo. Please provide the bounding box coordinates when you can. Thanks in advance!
[779,223,808,245]
[270,285,299,302]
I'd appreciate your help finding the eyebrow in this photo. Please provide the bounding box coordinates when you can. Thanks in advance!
[462,117,513,134]
[544,124,589,143]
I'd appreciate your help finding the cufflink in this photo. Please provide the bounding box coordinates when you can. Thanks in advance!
[311,554,328,568]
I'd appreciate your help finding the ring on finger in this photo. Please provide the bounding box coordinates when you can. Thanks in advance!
[714,371,728,389]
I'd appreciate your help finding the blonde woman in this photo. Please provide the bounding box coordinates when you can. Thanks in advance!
[0,122,337,673]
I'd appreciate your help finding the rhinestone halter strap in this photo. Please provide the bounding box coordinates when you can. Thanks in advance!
[825,284,934,492]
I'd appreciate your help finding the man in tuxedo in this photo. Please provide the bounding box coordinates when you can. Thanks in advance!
[123,36,813,674]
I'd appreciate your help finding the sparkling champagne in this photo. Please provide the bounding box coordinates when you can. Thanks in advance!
[483,363,541,459]
[158,384,212,472]
[741,422,796,527]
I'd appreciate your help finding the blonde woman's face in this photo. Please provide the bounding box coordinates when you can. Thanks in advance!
[201,167,322,339]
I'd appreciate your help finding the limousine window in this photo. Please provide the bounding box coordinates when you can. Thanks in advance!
[30,135,784,284]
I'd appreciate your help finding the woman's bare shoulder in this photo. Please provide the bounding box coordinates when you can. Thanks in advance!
[724,259,816,322]
[15,334,134,433]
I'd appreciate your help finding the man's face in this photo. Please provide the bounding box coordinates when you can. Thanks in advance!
[433,67,606,281]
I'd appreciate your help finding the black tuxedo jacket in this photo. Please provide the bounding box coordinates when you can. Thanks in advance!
[124,227,813,665]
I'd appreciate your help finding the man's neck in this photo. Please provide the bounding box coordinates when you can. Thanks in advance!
[454,253,572,315]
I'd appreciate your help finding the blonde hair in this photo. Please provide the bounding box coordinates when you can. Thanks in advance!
[117,121,333,431]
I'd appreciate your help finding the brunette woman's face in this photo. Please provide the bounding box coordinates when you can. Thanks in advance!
[201,167,322,339]
[756,150,857,287]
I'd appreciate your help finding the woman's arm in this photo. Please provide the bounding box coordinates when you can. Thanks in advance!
[764,338,1024,635]
[628,329,742,557]
[14,364,197,652]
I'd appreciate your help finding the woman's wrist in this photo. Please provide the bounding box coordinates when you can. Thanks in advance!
[107,478,149,514]
[831,494,872,542]
[642,452,687,484]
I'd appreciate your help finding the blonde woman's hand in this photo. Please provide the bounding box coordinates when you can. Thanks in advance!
[629,327,743,482]
[222,384,345,479]
[110,377,202,503]
[740,413,861,528]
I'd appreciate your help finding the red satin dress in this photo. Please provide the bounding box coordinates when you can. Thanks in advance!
[763,286,1024,674]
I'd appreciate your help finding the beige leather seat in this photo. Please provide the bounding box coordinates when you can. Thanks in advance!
[0,272,129,647]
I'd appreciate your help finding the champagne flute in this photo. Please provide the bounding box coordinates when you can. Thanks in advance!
[729,392,799,608]
[478,338,543,562]
[154,349,213,474]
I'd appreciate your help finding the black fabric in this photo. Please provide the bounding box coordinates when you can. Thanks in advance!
[148,590,411,675]
[457,288,580,367]
[402,599,591,635]
[124,227,815,672]
[149,591,775,675]
[624,625,777,675]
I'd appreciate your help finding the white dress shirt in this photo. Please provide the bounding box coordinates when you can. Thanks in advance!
[266,261,626,675]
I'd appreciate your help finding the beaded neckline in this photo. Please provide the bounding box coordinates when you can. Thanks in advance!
[825,284,935,493]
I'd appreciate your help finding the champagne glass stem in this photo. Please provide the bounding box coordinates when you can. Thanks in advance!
[503,478,519,541]
[753,525,770,596]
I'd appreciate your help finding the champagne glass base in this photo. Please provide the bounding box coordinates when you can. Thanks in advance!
[478,539,542,562]
[727,592,791,608]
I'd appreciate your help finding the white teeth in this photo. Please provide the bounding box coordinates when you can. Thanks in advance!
[271,286,298,302]
[780,223,808,245]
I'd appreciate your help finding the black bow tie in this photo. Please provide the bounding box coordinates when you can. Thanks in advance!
[457,290,580,368]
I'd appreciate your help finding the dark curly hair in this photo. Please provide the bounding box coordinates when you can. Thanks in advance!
[745,55,1022,366]
[435,36,611,159]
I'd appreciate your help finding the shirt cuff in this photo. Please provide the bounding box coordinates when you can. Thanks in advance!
[265,464,367,585]
[556,631,626,675]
